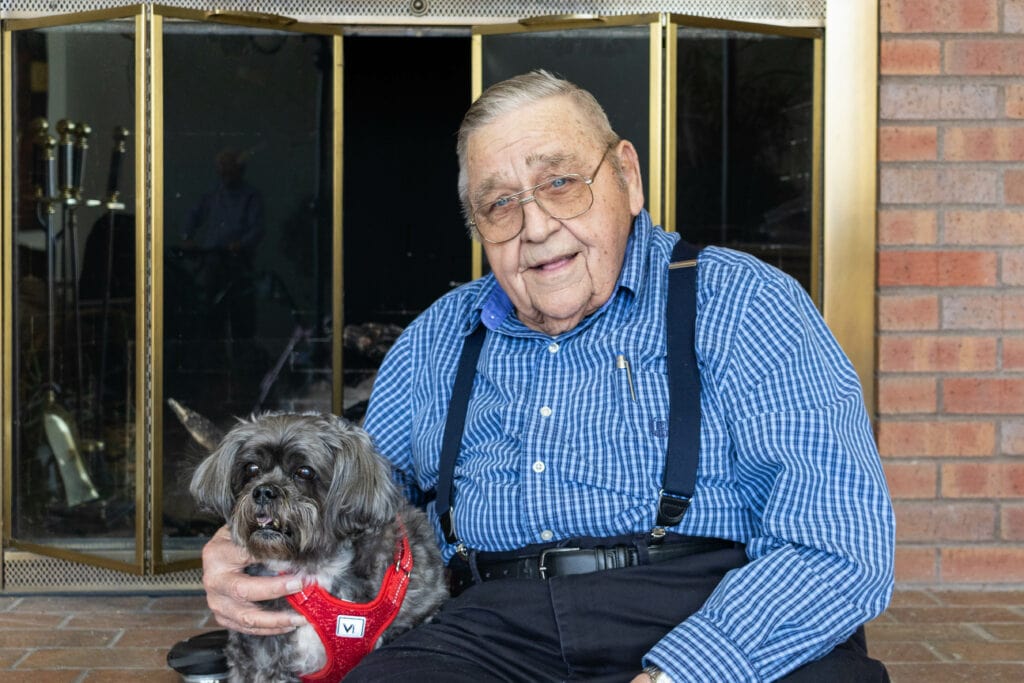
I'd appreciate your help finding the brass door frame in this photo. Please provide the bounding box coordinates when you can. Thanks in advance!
[149,5,342,575]
[1,5,344,575]
[2,4,146,575]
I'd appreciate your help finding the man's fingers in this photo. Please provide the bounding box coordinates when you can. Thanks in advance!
[212,605,303,635]
[224,573,303,605]
[200,525,305,635]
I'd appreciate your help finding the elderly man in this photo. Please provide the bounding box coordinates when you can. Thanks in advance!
[201,70,893,682]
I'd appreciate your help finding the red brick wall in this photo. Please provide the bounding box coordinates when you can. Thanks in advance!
[879,0,1024,586]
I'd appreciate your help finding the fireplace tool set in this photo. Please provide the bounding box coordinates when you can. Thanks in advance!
[29,117,129,511]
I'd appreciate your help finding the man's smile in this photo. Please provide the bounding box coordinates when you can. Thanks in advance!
[527,252,579,273]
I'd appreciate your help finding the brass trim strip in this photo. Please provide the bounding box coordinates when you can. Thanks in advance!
[470,33,482,281]
[2,28,13,555]
[663,19,678,232]
[822,2,877,413]
[147,8,165,572]
[668,13,822,38]
[519,14,606,26]
[8,540,141,574]
[474,12,660,36]
[333,34,344,415]
[2,5,143,30]
[152,4,342,36]
[647,16,663,227]
[810,37,824,309]
[204,9,296,27]
[134,7,149,574]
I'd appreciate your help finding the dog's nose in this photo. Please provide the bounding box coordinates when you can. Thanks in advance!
[252,485,278,505]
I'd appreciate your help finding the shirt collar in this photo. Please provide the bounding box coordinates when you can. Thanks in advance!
[467,209,656,335]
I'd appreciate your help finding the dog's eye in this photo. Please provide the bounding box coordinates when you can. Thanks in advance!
[243,463,261,479]
[293,466,317,482]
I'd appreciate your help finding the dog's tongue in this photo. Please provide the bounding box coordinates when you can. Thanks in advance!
[256,515,273,528]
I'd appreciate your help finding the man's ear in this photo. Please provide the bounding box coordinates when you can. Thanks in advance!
[615,139,645,216]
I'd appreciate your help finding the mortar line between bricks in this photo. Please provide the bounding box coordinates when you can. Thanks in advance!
[964,622,998,641]
[921,641,952,663]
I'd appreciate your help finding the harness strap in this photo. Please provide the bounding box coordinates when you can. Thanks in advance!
[287,520,413,682]
[437,238,703,547]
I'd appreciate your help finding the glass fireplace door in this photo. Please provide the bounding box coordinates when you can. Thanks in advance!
[3,8,143,572]
[2,6,344,574]
[473,14,822,299]
[155,7,342,570]
[668,16,822,301]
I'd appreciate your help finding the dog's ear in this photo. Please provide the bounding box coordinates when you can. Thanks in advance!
[322,416,399,534]
[189,425,247,522]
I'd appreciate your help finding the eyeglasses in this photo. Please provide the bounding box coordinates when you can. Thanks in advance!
[470,144,614,244]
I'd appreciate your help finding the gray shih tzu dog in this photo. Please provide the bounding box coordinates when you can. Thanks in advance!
[190,412,448,683]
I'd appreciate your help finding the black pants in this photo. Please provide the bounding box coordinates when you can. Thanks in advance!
[345,545,889,682]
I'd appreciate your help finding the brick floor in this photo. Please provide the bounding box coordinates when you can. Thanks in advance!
[0,588,1021,681]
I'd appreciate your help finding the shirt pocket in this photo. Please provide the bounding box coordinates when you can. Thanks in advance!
[561,367,668,493]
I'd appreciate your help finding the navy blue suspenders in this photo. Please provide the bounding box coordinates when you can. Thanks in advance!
[438,239,702,549]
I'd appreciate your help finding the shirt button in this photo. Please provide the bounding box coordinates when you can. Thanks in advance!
[539,406,552,417]
[540,530,554,541]
[532,460,545,473]
[548,342,559,354]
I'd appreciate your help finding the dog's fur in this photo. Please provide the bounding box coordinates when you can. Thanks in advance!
[190,412,448,682]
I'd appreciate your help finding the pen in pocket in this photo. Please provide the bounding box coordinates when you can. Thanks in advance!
[616,354,637,402]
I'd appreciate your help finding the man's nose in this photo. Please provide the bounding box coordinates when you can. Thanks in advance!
[519,195,558,241]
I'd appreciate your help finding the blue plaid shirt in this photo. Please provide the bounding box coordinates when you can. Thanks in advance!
[363,210,894,681]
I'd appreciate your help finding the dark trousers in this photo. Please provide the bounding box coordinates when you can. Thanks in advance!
[345,545,889,682]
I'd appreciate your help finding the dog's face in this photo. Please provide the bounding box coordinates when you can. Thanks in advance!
[189,412,398,565]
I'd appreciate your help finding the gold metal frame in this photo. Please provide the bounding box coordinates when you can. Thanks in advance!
[1,22,12,590]
[823,2,877,413]
[1,4,344,576]
[3,4,147,575]
[332,34,344,415]
[137,6,154,573]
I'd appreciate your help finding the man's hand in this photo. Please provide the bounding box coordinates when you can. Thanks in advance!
[201,526,305,635]
[630,666,675,683]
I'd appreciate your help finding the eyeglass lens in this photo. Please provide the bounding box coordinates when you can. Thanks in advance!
[475,175,593,243]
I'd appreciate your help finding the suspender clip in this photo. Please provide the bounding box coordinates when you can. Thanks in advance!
[656,489,691,527]
[440,506,459,544]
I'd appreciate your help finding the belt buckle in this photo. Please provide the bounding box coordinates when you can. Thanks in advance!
[538,547,582,579]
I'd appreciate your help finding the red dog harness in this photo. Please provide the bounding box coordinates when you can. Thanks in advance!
[286,522,413,682]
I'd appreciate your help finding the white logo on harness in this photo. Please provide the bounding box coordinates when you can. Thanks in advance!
[336,616,366,638]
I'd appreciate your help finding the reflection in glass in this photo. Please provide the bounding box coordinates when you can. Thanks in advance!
[10,21,138,560]
[161,24,335,553]
[675,29,816,292]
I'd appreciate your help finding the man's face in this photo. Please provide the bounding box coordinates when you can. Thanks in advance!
[466,96,644,336]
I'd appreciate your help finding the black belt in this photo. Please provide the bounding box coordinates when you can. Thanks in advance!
[448,536,735,596]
